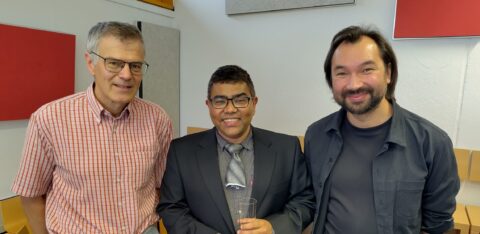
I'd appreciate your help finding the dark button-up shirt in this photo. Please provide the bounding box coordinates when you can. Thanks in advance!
[305,102,460,234]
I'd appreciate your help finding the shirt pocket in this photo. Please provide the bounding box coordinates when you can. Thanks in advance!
[130,150,157,190]
[395,180,425,217]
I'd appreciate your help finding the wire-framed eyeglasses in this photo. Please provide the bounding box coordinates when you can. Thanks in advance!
[90,51,149,75]
[209,95,252,109]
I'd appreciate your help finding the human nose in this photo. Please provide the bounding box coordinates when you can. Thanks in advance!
[346,73,363,89]
[118,63,133,80]
[224,99,238,113]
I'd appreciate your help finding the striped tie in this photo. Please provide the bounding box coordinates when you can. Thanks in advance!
[225,144,246,189]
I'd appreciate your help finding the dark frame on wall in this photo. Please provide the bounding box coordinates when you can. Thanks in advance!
[138,0,174,11]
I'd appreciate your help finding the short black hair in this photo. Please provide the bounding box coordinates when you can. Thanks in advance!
[207,65,256,98]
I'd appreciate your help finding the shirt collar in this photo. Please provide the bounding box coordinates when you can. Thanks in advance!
[327,101,406,147]
[86,83,132,124]
[325,108,347,135]
[216,128,254,152]
[384,101,407,147]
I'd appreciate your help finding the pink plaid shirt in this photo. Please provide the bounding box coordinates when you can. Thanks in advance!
[12,85,173,234]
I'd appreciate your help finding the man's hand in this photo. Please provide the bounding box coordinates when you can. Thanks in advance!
[237,218,273,234]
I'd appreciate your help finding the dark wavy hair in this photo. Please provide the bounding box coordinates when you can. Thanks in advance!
[324,25,398,102]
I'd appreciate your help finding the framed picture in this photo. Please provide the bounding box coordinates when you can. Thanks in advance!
[226,0,355,15]
[138,0,174,10]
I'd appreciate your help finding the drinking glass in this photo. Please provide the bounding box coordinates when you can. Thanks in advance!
[235,197,256,219]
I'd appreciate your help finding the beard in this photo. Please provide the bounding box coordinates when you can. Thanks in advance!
[334,87,384,115]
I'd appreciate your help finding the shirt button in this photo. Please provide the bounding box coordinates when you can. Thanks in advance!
[318,182,323,187]
[328,158,333,163]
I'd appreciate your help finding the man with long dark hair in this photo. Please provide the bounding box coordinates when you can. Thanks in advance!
[305,25,459,233]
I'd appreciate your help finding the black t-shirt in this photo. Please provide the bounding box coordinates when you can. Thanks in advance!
[325,117,391,234]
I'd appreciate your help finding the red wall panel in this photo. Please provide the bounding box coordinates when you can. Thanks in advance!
[0,24,75,120]
[394,0,480,38]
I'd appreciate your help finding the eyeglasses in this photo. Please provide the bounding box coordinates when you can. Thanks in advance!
[209,95,252,109]
[89,51,149,75]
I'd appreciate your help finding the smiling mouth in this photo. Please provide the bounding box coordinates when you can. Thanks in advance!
[346,94,369,105]
[223,118,240,122]
[222,118,241,126]
[343,88,371,102]
[347,92,366,98]
[114,84,133,90]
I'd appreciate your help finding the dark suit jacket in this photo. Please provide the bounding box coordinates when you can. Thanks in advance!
[157,127,314,234]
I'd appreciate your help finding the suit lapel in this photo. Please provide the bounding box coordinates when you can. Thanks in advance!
[196,129,236,232]
[251,128,276,212]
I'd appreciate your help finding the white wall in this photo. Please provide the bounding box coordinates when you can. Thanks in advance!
[0,0,175,200]
[174,1,480,205]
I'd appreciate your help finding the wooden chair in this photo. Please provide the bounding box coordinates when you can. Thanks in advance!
[297,135,304,152]
[452,148,472,233]
[470,150,480,182]
[467,205,480,234]
[453,204,471,234]
[158,219,167,234]
[454,148,471,181]
[186,126,208,135]
[0,196,31,234]
[465,151,480,234]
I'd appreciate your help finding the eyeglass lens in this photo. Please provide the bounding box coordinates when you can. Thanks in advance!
[211,96,251,109]
[104,59,147,74]
[90,52,148,75]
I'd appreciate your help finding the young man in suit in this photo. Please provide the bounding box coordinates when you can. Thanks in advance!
[157,65,314,234]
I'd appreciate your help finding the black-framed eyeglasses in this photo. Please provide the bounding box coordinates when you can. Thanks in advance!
[209,95,252,109]
[89,51,149,75]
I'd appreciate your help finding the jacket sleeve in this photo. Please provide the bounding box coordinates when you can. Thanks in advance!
[156,143,220,234]
[265,138,316,234]
[421,136,460,233]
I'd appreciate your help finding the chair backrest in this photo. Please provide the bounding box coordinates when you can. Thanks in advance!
[158,219,167,234]
[0,196,31,234]
[454,148,471,181]
[470,150,480,182]
[186,126,208,135]
[17,225,30,234]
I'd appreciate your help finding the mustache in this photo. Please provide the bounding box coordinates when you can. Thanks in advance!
[342,87,373,96]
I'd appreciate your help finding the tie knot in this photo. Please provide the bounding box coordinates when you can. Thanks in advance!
[225,144,243,155]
